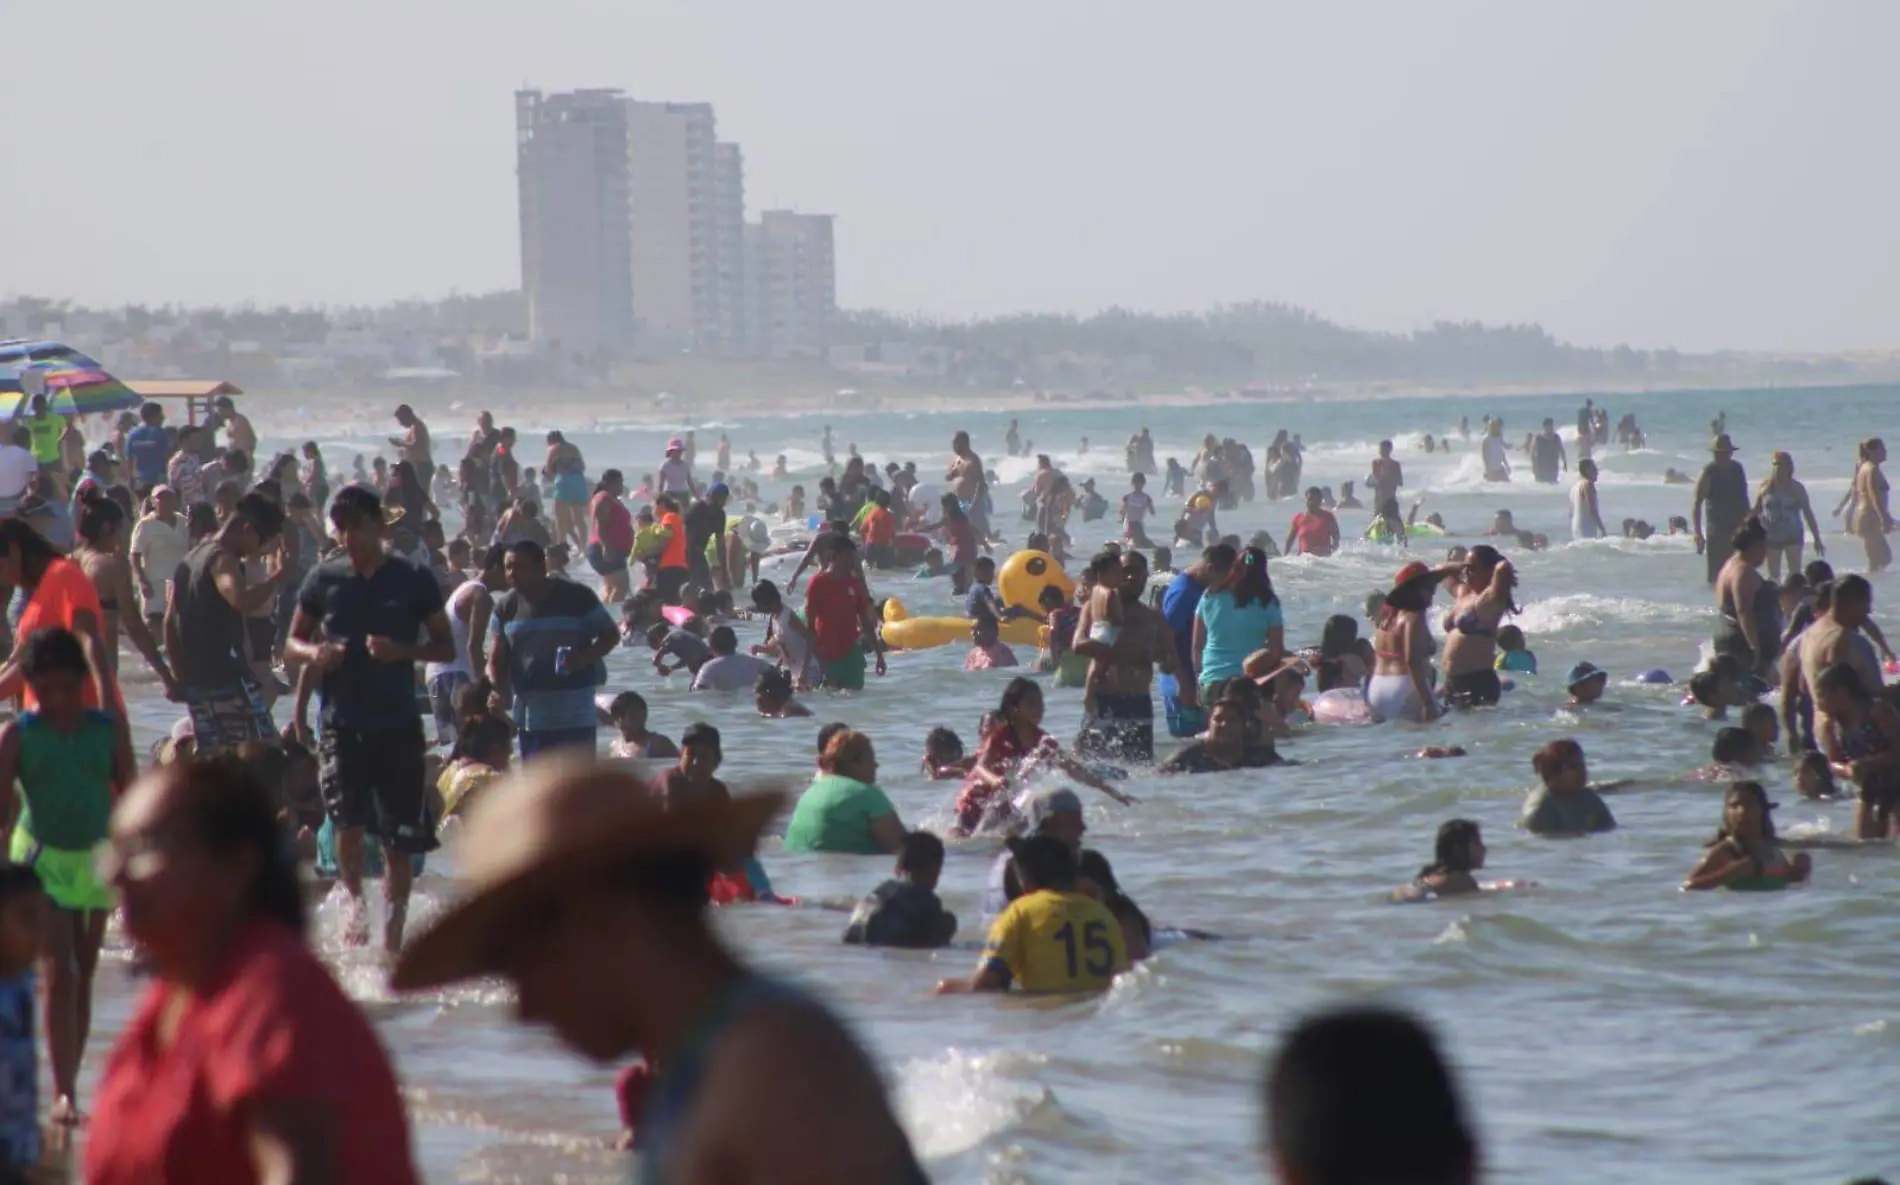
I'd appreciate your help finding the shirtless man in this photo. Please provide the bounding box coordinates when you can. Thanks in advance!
[1073,550,1196,762]
[211,395,257,460]
[1369,440,1403,510]
[946,431,984,504]
[1784,574,1883,750]
[391,404,433,476]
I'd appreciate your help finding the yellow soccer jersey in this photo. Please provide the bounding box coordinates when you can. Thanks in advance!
[982,888,1128,993]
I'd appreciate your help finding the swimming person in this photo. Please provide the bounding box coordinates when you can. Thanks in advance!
[1522,739,1617,837]
[1565,662,1609,705]
[935,834,1129,996]
[1391,819,1486,902]
[1681,781,1813,891]
[841,831,958,949]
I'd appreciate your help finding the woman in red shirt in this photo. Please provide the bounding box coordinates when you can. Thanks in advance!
[953,678,1130,836]
[587,468,635,603]
[87,761,418,1185]
[0,519,122,716]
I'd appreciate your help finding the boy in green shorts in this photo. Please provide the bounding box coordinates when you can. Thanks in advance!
[0,626,134,1125]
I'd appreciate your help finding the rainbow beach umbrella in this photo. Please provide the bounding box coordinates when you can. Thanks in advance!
[0,339,143,418]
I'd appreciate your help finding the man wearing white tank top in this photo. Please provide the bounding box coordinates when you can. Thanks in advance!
[426,544,503,744]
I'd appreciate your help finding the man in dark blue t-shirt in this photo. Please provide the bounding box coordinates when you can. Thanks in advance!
[123,402,175,492]
[287,486,453,952]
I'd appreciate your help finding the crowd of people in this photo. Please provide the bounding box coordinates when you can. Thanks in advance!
[0,392,1889,1182]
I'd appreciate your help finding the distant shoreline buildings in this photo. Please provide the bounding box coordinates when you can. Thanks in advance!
[515,88,836,363]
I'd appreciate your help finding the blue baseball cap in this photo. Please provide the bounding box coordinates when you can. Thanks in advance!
[707,481,730,498]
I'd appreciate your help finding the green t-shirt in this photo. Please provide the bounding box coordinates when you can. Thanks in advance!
[14,710,117,850]
[784,774,897,854]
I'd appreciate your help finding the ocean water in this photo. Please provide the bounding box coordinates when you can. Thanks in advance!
[81,384,1900,1183]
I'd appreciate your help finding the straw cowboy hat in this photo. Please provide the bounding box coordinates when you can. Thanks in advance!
[391,758,783,991]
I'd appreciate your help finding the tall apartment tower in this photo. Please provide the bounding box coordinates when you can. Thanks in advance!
[745,210,837,358]
[515,88,635,357]
[711,142,748,353]
[517,90,747,355]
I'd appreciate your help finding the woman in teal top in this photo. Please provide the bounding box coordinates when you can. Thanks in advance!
[0,626,133,1127]
[1192,545,1285,693]
[784,729,907,854]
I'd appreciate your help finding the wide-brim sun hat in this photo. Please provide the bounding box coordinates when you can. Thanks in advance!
[391,758,783,992]
[1711,434,1737,453]
[1391,561,1432,589]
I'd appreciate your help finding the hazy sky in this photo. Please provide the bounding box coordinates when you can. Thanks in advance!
[5,0,1897,352]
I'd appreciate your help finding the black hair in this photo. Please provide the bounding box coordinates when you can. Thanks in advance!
[817,720,850,756]
[1739,703,1777,732]
[1804,559,1835,586]
[1006,834,1078,892]
[972,555,996,575]
[1688,670,1724,707]
[754,667,793,703]
[1419,819,1482,879]
[897,830,945,877]
[19,626,90,683]
[178,761,308,937]
[1816,663,1873,704]
[1711,727,1759,765]
[1225,545,1278,610]
[1263,1007,1475,1185]
[508,539,547,569]
[999,676,1041,717]
[1037,584,1066,608]
[681,722,721,753]
[76,486,125,545]
[0,863,45,911]
[1078,848,1151,947]
[708,625,737,655]
[0,519,61,582]
[1319,614,1358,659]
[449,715,513,766]
[327,484,383,531]
[751,580,783,611]
[1730,515,1769,552]
[924,726,963,760]
[1709,779,1779,845]
[609,690,648,719]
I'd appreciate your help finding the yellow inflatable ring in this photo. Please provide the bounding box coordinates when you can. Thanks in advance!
[1187,491,1213,512]
[881,615,1046,651]
[996,550,1074,613]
